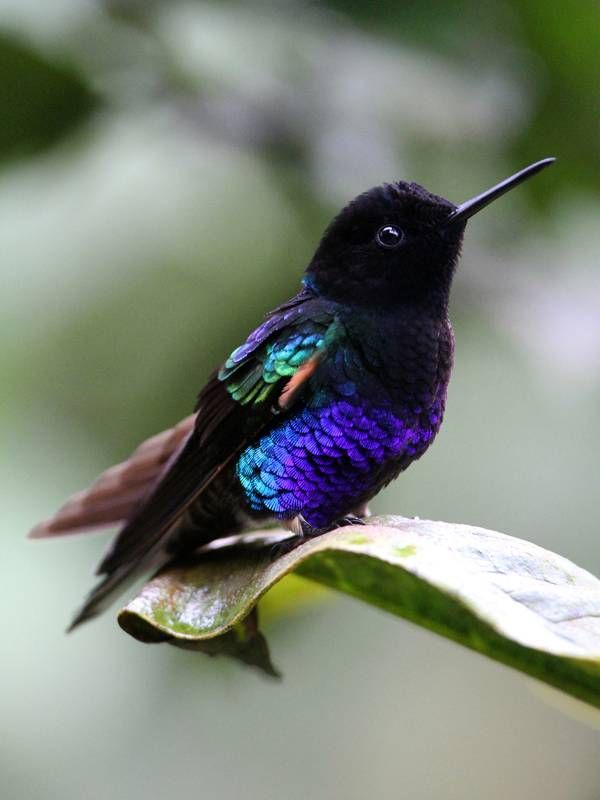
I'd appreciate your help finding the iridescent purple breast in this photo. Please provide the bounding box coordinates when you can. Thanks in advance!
[236,391,445,527]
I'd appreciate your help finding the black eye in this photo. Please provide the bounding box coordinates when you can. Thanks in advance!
[376,224,404,249]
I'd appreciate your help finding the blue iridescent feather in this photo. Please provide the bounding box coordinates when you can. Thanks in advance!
[236,392,444,526]
[223,307,449,527]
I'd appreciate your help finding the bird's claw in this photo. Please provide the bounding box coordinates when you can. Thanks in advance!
[331,514,367,529]
[269,514,367,560]
[301,513,367,536]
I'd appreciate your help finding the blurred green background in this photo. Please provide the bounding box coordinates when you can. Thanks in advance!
[2,1,600,798]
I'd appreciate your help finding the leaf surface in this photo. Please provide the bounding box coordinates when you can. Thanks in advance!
[118,516,600,705]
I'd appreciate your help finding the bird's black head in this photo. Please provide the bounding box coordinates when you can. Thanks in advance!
[305,159,555,315]
[305,181,462,313]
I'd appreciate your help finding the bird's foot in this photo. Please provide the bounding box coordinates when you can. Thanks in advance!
[297,513,367,537]
[270,514,367,559]
[320,514,367,533]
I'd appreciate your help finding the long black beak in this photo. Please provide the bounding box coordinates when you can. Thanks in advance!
[447,157,555,225]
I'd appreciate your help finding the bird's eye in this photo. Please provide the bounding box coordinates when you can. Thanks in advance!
[376,224,404,249]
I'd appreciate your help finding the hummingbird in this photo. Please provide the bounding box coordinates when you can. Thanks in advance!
[30,158,555,629]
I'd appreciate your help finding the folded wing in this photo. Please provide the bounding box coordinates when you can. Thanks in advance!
[33,290,338,629]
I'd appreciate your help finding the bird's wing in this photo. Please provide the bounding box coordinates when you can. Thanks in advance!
[96,290,335,572]
[58,291,338,626]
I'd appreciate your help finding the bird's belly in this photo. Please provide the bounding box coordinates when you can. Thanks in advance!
[236,394,443,527]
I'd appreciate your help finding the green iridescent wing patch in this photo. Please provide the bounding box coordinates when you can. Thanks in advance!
[220,323,334,407]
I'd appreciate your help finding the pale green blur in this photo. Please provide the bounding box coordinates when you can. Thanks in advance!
[2,2,599,798]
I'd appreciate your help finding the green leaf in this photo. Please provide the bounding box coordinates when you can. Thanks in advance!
[118,516,600,705]
[0,33,96,163]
